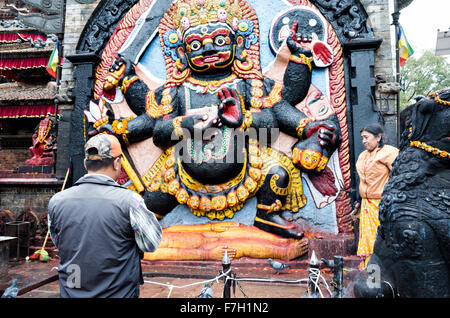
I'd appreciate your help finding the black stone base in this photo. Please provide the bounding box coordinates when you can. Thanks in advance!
[17,165,52,174]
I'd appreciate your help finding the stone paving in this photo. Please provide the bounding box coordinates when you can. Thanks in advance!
[3,257,360,298]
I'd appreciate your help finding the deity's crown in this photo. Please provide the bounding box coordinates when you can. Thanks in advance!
[171,0,243,36]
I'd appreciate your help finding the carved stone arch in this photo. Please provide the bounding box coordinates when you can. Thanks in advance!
[76,0,141,55]
[309,0,374,41]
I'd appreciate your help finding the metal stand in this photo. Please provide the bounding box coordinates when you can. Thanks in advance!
[306,251,320,298]
[322,255,344,298]
[221,251,232,298]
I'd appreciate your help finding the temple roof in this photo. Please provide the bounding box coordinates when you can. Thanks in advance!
[0,42,53,55]
[0,82,55,102]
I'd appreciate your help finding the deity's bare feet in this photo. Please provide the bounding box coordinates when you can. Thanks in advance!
[255,213,304,240]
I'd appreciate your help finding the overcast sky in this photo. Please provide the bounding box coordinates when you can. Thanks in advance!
[398,0,450,58]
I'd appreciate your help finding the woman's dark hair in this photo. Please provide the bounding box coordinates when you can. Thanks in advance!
[361,123,385,148]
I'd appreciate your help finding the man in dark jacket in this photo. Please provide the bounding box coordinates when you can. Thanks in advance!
[48,134,162,298]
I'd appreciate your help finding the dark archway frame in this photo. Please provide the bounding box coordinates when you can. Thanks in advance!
[64,0,383,204]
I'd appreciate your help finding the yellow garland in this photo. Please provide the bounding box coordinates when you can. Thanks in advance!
[410,140,449,159]
[112,117,130,135]
[93,117,109,129]
[428,90,450,106]
[38,120,52,144]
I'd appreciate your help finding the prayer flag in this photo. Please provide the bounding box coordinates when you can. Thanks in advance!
[398,24,414,66]
[46,41,60,78]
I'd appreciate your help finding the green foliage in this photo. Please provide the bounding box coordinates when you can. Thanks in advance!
[400,51,450,110]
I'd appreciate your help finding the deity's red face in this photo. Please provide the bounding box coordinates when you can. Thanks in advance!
[183,23,236,73]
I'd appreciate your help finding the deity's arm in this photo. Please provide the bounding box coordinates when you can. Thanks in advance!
[270,93,340,173]
[121,78,149,115]
[271,98,311,139]
[238,77,308,137]
[110,85,173,146]
[236,78,278,131]
[281,56,313,106]
[144,86,185,149]
[152,115,183,149]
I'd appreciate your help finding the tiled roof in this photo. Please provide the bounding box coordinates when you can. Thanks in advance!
[0,43,53,55]
[0,82,55,101]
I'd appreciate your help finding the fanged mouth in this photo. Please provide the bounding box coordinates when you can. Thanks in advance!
[203,55,221,63]
[192,51,231,66]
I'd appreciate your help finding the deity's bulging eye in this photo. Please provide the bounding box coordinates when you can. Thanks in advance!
[189,40,202,51]
[214,35,227,46]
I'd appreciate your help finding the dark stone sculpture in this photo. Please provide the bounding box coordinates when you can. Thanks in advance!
[354,88,450,298]
[86,0,342,241]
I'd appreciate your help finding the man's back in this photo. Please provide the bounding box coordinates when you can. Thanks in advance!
[49,174,143,298]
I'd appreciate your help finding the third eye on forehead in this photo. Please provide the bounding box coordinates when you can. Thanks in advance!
[184,24,233,44]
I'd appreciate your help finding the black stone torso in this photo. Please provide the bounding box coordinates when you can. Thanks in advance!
[178,83,245,185]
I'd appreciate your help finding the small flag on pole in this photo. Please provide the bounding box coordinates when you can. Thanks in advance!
[398,24,414,66]
[46,41,60,78]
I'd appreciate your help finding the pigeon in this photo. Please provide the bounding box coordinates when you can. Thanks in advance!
[1,279,18,298]
[268,258,291,274]
[197,282,214,298]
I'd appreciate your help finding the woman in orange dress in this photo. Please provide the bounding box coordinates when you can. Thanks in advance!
[355,124,398,269]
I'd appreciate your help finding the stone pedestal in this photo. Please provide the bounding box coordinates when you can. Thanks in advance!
[5,222,30,261]
[17,165,53,174]
[0,236,16,291]
[308,234,356,261]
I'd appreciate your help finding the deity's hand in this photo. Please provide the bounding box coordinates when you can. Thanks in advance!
[217,88,244,128]
[104,55,136,92]
[310,34,333,66]
[303,120,338,150]
[179,115,211,138]
[87,123,116,139]
[286,21,313,57]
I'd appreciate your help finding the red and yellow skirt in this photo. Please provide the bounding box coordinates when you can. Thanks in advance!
[357,198,380,269]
